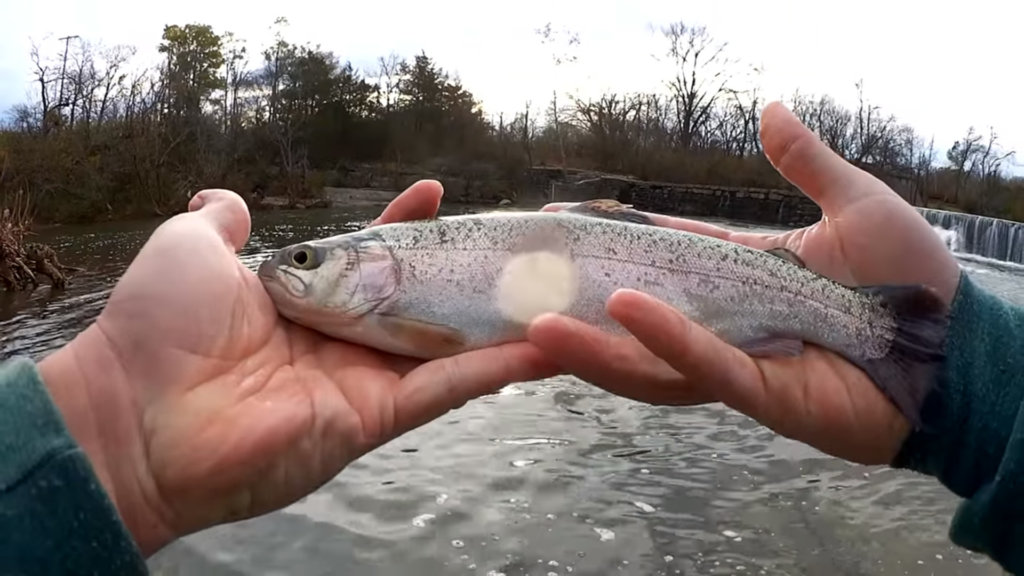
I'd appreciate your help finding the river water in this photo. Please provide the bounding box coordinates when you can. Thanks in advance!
[1,203,1020,576]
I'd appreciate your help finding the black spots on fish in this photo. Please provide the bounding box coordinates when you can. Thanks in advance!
[688,274,721,294]
[848,284,951,430]
[565,199,656,226]
[512,219,572,256]
[436,223,451,245]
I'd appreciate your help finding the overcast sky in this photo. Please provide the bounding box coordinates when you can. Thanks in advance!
[1,0,1021,173]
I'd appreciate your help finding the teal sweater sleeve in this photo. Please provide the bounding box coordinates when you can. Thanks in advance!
[0,357,149,575]
[894,272,1024,574]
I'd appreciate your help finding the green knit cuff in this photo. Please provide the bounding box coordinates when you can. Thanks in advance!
[893,272,1024,495]
[0,356,148,574]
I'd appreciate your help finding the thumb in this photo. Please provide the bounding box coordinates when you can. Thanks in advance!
[759,101,868,215]
[369,179,444,227]
[187,189,251,252]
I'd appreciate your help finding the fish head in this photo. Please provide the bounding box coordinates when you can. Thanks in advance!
[257,231,399,330]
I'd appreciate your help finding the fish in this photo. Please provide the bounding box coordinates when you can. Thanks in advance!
[256,199,950,426]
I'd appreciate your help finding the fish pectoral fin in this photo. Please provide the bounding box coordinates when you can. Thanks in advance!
[735,336,805,358]
[564,199,655,226]
[764,247,807,268]
[375,314,469,359]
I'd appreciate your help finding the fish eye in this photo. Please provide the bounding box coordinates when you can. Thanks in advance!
[290,246,316,269]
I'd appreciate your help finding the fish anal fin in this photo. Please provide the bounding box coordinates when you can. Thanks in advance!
[764,247,807,268]
[375,314,469,359]
[736,336,805,358]
[564,199,656,226]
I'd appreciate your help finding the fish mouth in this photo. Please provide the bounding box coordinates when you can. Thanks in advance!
[257,256,311,299]
[256,257,279,281]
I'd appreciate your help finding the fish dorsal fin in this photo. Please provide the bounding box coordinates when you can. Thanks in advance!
[764,247,807,268]
[564,199,655,226]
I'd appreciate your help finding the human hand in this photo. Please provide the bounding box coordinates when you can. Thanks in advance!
[37,180,557,556]
[528,102,961,465]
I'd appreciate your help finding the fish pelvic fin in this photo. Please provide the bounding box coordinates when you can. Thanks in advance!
[564,199,656,226]
[736,336,805,357]
[851,284,951,431]
[374,314,470,359]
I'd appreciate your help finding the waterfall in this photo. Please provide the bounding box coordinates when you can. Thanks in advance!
[919,208,1024,264]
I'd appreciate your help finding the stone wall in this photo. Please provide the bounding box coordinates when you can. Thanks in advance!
[553,176,822,228]
[327,163,569,205]
[321,163,824,228]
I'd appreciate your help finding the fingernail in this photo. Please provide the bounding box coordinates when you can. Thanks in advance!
[610,288,646,300]
[188,193,205,211]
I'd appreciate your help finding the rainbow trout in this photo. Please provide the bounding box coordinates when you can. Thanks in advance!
[257,200,950,425]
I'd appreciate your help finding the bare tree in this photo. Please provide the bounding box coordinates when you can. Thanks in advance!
[536,22,580,173]
[29,41,55,134]
[661,22,734,150]
[851,80,896,165]
[946,126,984,204]
[373,52,402,113]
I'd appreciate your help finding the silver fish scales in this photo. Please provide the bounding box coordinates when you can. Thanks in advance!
[258,200,950,426]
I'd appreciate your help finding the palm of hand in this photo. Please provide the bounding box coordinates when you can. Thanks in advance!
[684,190,959,463]
[740,187,959,302]
[93,192,400,540]
[55,183,555,555]
[530,103,961,465]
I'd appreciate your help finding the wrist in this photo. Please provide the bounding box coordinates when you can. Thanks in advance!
[38,322,176,556]
[893,272,1024,494]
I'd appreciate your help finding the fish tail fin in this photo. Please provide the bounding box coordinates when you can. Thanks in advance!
[853,284,951,430]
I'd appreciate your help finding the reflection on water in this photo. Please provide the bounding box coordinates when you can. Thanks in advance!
[0,205,1017,575]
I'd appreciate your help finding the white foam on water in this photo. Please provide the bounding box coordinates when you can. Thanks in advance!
[931,225,961,252]
[411,513,435,527]
[929,223,1024,273]
[633,501,656,513]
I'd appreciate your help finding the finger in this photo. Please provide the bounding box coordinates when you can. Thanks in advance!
[393,342,560,433]
[642,213,781,249]
[369,179,444,227]
[187,189,251,252]
[606,289,768,418]
[539,202,574,212]
[541,201,778,250]
[526,313,712,405]
[759,101,868,215]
